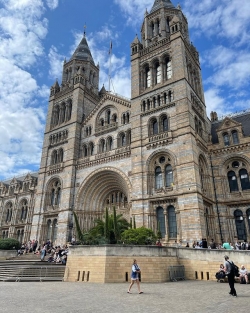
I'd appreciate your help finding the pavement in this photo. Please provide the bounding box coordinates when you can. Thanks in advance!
[0,280,250,313]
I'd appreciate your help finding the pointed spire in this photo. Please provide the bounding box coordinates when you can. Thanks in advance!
[150,0,174,13]
[70,34,94,63]
[132,34,140,45]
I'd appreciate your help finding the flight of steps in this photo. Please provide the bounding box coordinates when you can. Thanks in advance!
[0,253,65,282]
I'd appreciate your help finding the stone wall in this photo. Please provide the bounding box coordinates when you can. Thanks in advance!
[64,245,250,283]
[0,250,17,260]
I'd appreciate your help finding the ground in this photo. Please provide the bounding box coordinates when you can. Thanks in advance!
[1,281,250,313]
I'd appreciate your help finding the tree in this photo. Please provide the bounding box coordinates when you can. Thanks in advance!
[90,207,130,244]
[121,227,157,245]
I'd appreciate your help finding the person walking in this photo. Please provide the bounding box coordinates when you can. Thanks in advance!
[127,259,143,294]
[224,255,237,297]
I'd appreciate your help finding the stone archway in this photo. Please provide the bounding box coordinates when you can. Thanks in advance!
[76,167,132,230]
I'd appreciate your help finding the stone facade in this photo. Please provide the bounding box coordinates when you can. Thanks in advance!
[1,0,250,246]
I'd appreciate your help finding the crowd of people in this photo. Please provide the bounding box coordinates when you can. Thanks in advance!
[17,239,68,265]
[185,239,250,250]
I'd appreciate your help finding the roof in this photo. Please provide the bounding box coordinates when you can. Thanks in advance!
[1,172,38,185]
[211,111,250,144]
[70,36,94,63]
[150,0,175,13]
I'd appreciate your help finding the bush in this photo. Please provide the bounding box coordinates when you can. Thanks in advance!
[0,238,21,250]
[121,227,156,245]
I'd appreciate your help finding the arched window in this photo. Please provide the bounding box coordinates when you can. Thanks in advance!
[168,206,177,238]
[112,114,117,123]
[146,67,151,88]
[51,150,57,165]
[51,189,55,205]
[153,120,158,135]
[223,133,230,146]
[49,180,62,207]
[83,145,88,157]
[156,207,166,238]
[239,169,250,191]
[126,112,130,123]
[156,63,161,84]
[121,133,126,146]
[127,130,131,145]
[107,110,111,124]
[107,137,113,151]
[122,114,126,125]
[155,167,163,189]
[246,209,250,232]
[162,117,168,132]
[234,209,246,241]
[165,165,173,187]
[228,171,239,192]
[100,139,105,153]
[58,148,63,163]
[166,58,172,79]
[56,188,61,205]
[100,118,104,126]
[232,131,239,145]
[89,142,94,156]
[198,121,202,136]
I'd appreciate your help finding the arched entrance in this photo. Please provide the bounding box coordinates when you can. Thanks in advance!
[76,168,131,231]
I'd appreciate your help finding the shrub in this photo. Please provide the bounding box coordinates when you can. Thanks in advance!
[0,238,21,250]
[121,227,156,245]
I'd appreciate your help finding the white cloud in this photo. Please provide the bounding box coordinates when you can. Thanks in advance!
[114,0,153,26]
[48,45,65,79]
[46,0,59,10]
[0,0,55,179]
[183,0,250,44]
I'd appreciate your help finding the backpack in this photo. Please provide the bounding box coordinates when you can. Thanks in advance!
[229,261,239,277]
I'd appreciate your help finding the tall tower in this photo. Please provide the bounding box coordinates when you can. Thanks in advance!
[30,34,100,244]
[130,0,210,243]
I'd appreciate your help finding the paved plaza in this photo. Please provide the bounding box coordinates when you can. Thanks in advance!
[0,280,250,313]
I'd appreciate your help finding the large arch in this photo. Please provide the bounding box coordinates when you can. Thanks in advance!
[75,168,132,230]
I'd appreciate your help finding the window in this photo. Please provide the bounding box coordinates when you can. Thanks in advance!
[107,137,113,151]
[107,110,111,124]
[162,117,168,132]
[165,165,173,187]
[228,171,239,192]
[49,180,62,207]
[153,120,158,135]
[223,133,230,146]
[239,169,250,191]
[155,167,163,189]
[100,139,105,153]
[168,206,177,238]
[166,59,172,79]
[89,142,94,156]
[83,145,88,157]
[234,209,246,241]
[232,131,239,145]
[156,207,166,238]
[156,63,161,84]
[146,68,151,88]
[121,133,126,146]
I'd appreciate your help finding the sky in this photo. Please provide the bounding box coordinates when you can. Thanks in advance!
[0,0,250,180]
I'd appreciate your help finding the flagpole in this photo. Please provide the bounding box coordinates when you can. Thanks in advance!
[108,41,112,92]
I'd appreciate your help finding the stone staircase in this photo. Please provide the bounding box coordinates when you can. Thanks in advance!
[0,253,65,282]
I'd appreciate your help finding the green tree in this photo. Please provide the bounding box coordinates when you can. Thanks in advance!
[90,208,130,244]
[121,227,157,245]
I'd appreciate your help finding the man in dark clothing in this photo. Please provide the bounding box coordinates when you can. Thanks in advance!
[210,239,216,249]
[202,238,208,249]
[224,255,237,297]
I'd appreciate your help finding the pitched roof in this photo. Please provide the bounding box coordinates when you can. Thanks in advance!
[211,111,250,144]
[150,0,175,13]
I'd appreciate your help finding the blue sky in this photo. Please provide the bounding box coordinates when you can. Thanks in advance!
[0,0,250,180]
